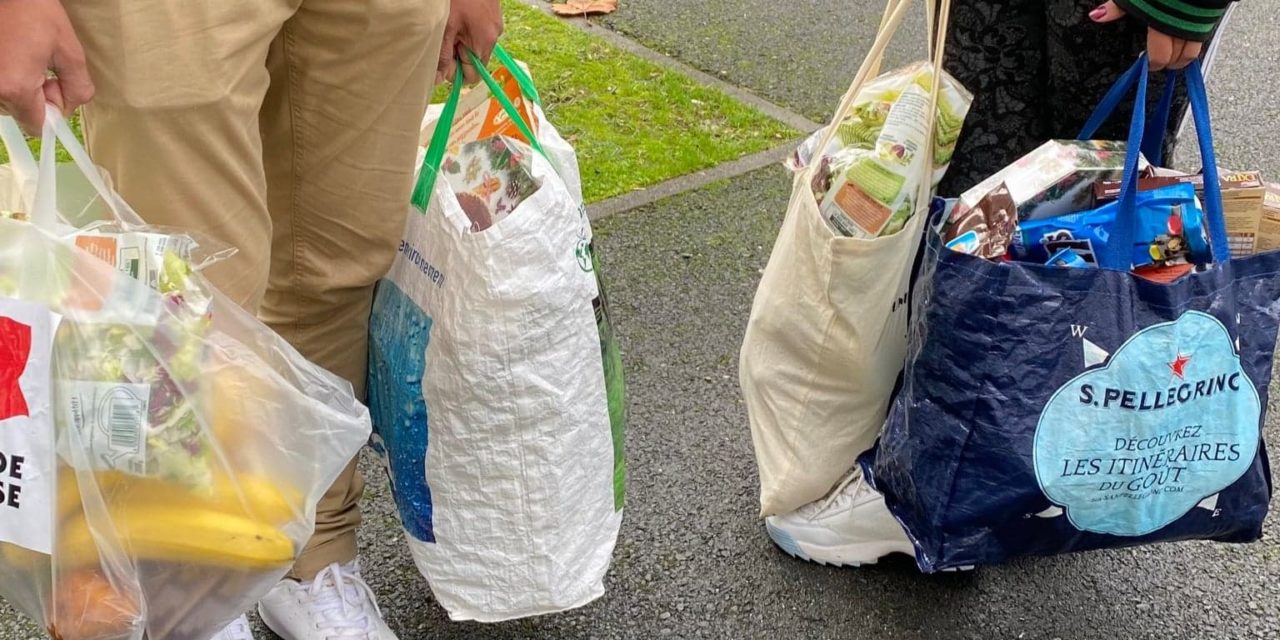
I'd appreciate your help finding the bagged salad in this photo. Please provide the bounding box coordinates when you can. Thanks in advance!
[790,62,971,238]
[0,110,371,640]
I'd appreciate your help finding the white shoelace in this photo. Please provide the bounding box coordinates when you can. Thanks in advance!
[303,563,383,638]
[797,467,870,520]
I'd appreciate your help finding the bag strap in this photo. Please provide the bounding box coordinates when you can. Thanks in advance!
[0,117,39,214]
[1078,63,1175,166]
[412,48,547,213]
[807,0,953,210]
[1091,56,1229,268]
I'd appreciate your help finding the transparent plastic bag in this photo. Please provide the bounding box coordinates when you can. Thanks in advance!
[0,108,372,640]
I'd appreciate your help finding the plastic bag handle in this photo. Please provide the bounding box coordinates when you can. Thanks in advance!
[412,48,547,212]
[0,118,40,214]
[1,106,129,229]
[1077,62,1176,166]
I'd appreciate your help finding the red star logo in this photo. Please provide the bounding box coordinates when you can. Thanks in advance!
[0,316,32,421]
[1168,353,1192,379]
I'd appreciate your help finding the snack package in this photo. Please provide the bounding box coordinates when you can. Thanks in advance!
[420,64,539,150]
[795,62,972,238]
[952,140,1144,225]
[1010,183,1208,270]
[941,183,1016,258]
[1046,248,1091,268]
[1094,170,1265,257]
[440,136,541,232]
[1247,183,1280,253]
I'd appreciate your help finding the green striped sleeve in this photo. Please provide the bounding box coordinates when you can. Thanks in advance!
[1113,0,1236,41]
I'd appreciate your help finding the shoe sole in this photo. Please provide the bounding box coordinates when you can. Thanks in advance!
[766,521,975,572]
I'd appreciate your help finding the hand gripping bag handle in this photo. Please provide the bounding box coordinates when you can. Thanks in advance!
[1079,56,1229,268]
[0,105,133,229]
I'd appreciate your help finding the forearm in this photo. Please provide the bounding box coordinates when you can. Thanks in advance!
[1112,0,1237,41]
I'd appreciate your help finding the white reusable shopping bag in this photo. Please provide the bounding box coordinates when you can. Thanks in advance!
[740,0,954,516]
[367,50,625,622]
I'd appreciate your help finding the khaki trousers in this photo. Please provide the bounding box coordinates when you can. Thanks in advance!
[64,0,448,579]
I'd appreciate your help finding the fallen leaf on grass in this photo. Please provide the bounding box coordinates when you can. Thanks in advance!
[552,0,618,17]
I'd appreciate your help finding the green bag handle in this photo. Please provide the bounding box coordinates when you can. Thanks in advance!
[412,46,545,212]
[493,44,541,107]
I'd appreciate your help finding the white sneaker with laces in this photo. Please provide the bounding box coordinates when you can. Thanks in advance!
[209,615,255,640]
[765,467,915,567]
[258,561,398,640]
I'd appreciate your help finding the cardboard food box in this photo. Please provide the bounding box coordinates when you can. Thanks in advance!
[420,64,540,150]
[952,140,1140,224]
[1093,170,1266,257]
[1256,183,1280,253]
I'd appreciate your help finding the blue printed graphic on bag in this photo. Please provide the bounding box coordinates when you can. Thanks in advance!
[1034,311,1261,537]
[367,280,436,543]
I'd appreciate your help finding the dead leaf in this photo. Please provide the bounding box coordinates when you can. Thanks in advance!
[551,0,618,17]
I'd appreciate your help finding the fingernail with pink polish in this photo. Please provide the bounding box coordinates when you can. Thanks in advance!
[1089,6,1107,20]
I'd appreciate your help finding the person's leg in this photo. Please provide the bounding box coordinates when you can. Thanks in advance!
[65,1,295,306]
[937,0,1051,197]
[256,0,449,582]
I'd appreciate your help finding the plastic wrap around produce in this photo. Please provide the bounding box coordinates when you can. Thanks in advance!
[0,109,371,640]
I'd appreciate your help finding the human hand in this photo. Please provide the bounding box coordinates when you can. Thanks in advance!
[437,0,504,85]
[0,0,94,134]
[1090,1,1203,72]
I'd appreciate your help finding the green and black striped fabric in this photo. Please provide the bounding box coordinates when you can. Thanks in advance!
[1113,0,1237,41]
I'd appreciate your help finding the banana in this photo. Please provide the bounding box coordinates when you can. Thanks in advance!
[56,470,302,526]
[58,505,296,570]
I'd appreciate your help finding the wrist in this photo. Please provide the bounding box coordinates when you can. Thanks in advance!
[1112,0,1229,42]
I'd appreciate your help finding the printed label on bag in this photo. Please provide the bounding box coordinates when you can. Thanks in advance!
[0,299,59,555]
[59,381,150,476]
[1034,311,1260,537]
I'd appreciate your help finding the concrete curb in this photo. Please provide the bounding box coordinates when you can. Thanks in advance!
[586,142,796,221]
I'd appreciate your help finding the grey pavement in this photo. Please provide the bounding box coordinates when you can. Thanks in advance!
[4,1,1280,639]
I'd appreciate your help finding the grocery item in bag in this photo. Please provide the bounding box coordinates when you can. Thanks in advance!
[802,62,971,237]
[950,140,1140,225]
[0,109,371,640]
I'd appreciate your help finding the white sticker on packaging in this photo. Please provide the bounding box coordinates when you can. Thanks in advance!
[0,298,60,555]
[59,381,150,476]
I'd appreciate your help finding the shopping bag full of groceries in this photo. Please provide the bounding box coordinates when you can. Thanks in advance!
[0,108,372,640]
[740,0,972,517]
[865,57,1280,572]
[366,46,626,622]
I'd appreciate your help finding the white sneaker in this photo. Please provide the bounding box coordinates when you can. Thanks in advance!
[765,467,915,567]
[258,561,398,640]
[210,615,255,640]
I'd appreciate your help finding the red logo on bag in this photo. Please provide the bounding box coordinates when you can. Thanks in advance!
[1168,353,1192,379]
[0,316,32,421]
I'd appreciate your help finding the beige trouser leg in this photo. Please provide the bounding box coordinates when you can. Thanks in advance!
[66,0,447,581]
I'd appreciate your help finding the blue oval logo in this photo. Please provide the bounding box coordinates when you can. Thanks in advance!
[1034,311,1261,537]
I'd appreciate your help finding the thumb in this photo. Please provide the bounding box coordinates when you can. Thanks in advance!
[1090,1,1127,23]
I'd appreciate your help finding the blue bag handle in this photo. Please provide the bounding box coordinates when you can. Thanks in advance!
[1078,56,1228,269]
[1078,62,1176,166]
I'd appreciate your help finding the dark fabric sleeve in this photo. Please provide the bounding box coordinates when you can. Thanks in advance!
[1112,0,1236,41]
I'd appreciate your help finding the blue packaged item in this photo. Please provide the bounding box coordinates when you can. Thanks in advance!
[1013,182,1208,270]
[864,58,1278,573]
[945,229,982,255]
[1046,248,1090,268]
